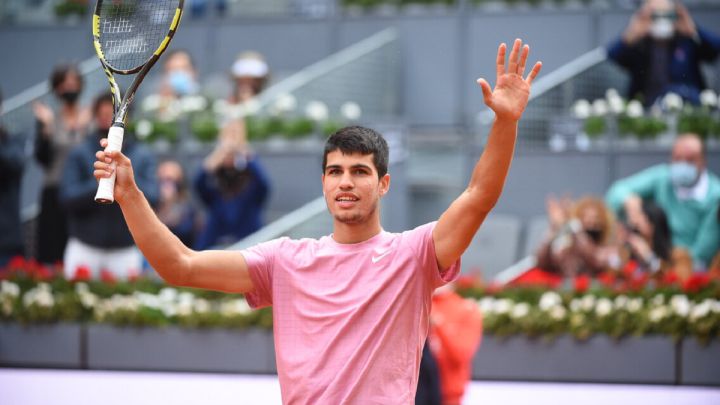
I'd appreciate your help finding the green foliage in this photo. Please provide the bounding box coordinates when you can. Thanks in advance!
[191,113,219,143]
[583,116,606,137]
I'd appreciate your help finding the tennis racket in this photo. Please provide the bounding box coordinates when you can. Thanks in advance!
[93,0,184,203]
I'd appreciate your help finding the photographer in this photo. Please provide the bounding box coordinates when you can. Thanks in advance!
[193,129,270,249]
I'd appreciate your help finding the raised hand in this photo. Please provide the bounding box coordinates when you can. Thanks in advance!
[675,2,697,39]
[477,39,542,122]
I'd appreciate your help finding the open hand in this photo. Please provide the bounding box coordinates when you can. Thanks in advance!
[675,2,697,39]
[477,39,542,122]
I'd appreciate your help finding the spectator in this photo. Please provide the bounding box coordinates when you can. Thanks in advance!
[536,196,621,277]
[428,284,483,405]
[617,200,683,276]
[141,49,203,122]
[32,64,91,264]
[607,0,720,106]
[699,203,720,276]
[193,130,270,249]
[228,51,270,106]
[0,88,26,267]
[606,133,720,269]
[156,159,201,248]
[60,92,159,279]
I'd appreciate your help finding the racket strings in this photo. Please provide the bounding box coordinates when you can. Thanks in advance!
[98,0,178,72]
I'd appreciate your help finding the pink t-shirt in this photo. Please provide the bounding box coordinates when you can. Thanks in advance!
[242,222,460,404]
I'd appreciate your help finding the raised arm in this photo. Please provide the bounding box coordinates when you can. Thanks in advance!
[433,39,541,270]
[94,141,255,294]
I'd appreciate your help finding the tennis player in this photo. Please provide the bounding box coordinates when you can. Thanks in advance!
[94,38,541,404]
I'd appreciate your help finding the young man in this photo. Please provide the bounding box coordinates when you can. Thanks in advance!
[94,39,541,404]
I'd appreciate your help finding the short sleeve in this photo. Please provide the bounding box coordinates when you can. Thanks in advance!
[404,222,461,289]
[241,238,283,309]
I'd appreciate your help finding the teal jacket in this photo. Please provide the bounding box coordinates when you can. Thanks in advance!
[606,164,720,267]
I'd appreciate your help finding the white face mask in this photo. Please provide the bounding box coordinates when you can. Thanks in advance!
[650,18,674,40]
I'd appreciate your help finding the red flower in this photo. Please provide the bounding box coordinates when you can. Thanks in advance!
[659,271,680,287]
[510,268,562,289]
[73,266,92,282]
[574,275,590,292]
[683,273,711,293]
[456,275,479,290]
[6,255,27,270]
[100,269,117,284]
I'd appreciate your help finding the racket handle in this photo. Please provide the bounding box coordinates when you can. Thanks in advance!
[95,125,125,204]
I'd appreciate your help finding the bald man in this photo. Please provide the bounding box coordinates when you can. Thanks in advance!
[607,0,720,106]
[606,134,720,269]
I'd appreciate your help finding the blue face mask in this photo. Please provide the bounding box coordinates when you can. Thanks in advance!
[670,161,699,188]
[168,71,196,96]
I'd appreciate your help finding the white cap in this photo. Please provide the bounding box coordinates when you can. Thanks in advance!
[231,58,269,78]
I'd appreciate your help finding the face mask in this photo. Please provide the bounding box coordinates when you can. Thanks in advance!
[670,161,699,188]
[650,18,674,40]
[584,229,603,244]
[168,71,196,96]
[59,91,80,104]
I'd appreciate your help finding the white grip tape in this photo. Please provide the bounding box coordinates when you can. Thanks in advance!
[94,126,125,203]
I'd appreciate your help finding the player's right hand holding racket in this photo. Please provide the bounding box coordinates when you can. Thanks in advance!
[94,139,137,204]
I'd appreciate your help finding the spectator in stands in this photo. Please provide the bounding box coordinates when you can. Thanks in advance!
[428,283,483,405]
[141,49,203,122]
[0,88,26,267]
[617,200,680,275]
[60,92,159,280]
[607,0,720,106]
[698,203,720,276]
[32,64,91,265]
[606,133,720,269]
[193,128,269,249]
[536,196,621,277]
[228,51,270,106]
[156,159,201,248]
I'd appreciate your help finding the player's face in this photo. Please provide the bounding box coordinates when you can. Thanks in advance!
[322,151,389,225]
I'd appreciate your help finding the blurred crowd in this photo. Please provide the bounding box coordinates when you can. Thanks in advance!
[0,50,274,280]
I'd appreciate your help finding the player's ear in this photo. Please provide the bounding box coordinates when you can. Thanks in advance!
[379,173,390,197]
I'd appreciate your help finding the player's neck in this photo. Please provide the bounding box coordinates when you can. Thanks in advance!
[331,218,383,245]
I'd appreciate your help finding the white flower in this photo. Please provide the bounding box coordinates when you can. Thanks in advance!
[22,283,55,309]
[670,295,690,317]
[595,298,613,317]
[221,299,252,317]
[699,89,718,108]
[572,99,591,119]
[711,300,720,314]
[492,298,512,315]
[651,294,665,307]
[180,95,207,113]
[243,99,261,116]
[159,288,178,303]
[690,301,711,321]
[550,305,567,320]
[627,298,643,313]
[511,303,530,319]
[581,295,596,312]
[178,292,195,306]
[194,298,211,314]
[213,99,228,116]
[662,92,683,111]
[539,291,562,311]
[340,102,362,121]
[614,295,628,310]
[305,101,329,122]
[605,88,620,100]
[592,99,608,116]
[608,95,625,114]
[649,306,668,323]
[626,100,644,118]
[1,280,20,298]
[274,93,297,114]
[135,120,153,140]
[142,95,162,112]
[569,298,583,312]
[477,297,494,314]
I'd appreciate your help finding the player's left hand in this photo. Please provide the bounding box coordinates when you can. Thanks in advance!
[477,38,542,122]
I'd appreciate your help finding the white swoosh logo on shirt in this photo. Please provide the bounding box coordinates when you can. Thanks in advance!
[371,249,392,264]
